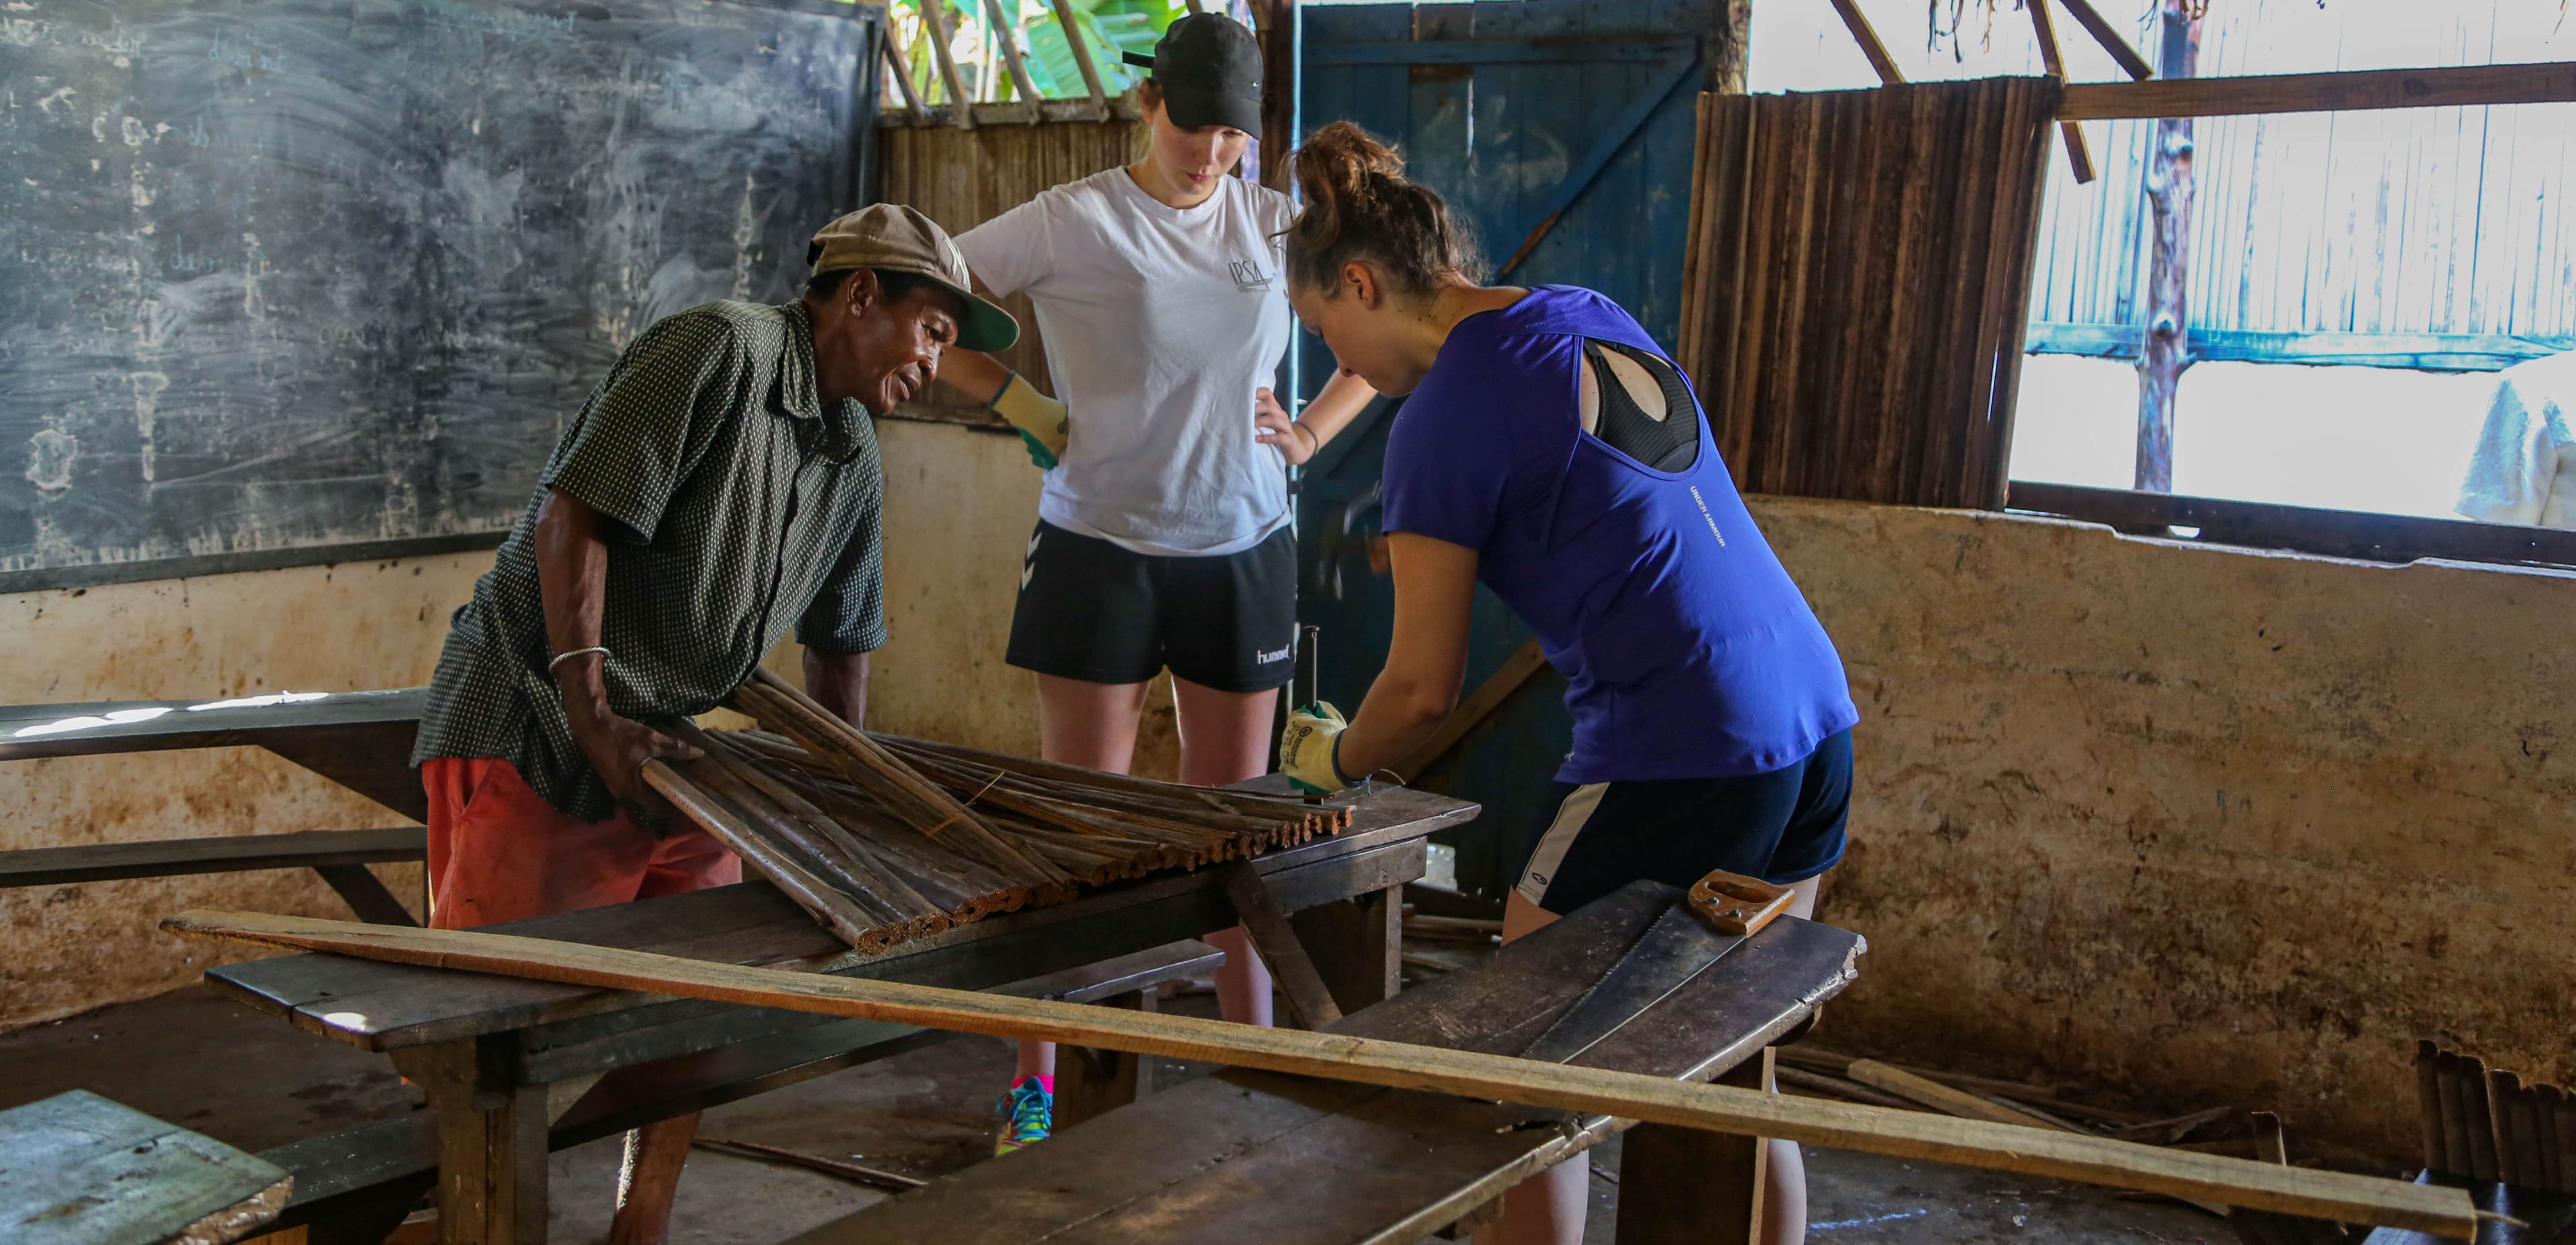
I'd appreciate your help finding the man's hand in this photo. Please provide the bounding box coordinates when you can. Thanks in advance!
[565,697,701,817]
[1253,388,1319,466]
[1279,701,1350,795]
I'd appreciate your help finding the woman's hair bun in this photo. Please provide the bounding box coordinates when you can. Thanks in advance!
[1285,122,1482,296]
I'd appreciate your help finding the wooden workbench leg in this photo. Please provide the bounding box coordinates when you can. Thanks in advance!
[394,1036,549,1245]
[1289,883,1401,1014]
[1616,1048,1773,1245]
[1053,990,1155,1131]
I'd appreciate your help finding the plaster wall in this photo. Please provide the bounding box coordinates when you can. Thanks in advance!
[1761,495,2575,1158]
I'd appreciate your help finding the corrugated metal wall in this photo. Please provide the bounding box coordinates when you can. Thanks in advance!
[2028,2,2576,352]
[877,119,1132,424]
[1681,77,2061,509]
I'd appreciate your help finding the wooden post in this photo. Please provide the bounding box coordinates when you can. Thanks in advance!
[1252,0,1298,191]
[2134,0,2200,493]
[392,1037,548,1245]
[1289,883,1401,1014]
[1218,861,1346,1030]
[1618,1048,1774,1244]
[1054,991,1157,1130]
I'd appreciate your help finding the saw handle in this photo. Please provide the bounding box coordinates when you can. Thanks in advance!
[1687,869,1796,936]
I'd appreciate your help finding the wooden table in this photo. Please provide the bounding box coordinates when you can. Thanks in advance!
[785,881,1868,1245]
[0,1089,294,1245]
[205,783,1478,1245]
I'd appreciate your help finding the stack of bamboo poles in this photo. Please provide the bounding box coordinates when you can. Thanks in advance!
[638,669,1348,955]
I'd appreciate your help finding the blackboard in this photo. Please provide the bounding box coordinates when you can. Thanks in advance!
[0,0,879,590]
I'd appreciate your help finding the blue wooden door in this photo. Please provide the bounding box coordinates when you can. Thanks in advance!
[1293,0,1728,898]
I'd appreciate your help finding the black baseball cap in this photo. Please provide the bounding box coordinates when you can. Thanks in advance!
[1122,13,1263,135]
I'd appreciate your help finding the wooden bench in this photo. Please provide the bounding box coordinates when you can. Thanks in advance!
[1,689,433,924]
[0,689,431,820]
[257,939,1225,1245]
[0,827,427,926]
[1,1089,294,1245]
[782,881,1867,1245]
[206,782,1475,1244]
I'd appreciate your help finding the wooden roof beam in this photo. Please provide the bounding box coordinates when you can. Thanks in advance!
[2026,0,2096,184]
[2061,61,2576,121]
[2053,0,2155,81]
[1825,0,1903,86]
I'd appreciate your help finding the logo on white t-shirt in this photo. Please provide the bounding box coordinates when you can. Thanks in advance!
[1228,259,1273,293]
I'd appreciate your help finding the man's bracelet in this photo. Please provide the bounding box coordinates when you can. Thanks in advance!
[547,646,610,675]
[1292,422,1319,453]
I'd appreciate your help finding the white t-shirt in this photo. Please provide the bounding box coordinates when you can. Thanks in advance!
[958,168,1297,555]
[2456,350,2576,531]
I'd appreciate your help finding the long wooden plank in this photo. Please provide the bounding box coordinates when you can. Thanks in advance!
[2061,62,2576,121]
[2052,0,2154,80]
[162,910,2479,1238]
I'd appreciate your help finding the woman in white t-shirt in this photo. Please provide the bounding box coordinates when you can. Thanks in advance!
[936,13,1379,1154]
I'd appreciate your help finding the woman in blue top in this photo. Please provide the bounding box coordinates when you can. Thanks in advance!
[1275,123,1857,1245]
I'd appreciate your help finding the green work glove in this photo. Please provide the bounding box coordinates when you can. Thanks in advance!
[1279,701,1351,796]
[990,372,1067,471]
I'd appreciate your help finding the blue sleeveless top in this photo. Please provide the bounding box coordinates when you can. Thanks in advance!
[1381,286,1858,783]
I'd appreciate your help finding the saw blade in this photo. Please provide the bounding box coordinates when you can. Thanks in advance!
[1517,899,1749,1067]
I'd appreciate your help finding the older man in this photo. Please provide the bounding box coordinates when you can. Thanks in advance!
[410,204,1015,1242]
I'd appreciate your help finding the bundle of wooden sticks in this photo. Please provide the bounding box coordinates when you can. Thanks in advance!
[638,669,1350,955]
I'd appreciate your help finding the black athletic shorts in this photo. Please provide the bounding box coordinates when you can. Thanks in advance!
[1514,729,1854,915]
[1005,520,1299,693]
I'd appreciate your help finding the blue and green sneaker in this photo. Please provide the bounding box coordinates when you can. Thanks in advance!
[994,1075,1054,1155]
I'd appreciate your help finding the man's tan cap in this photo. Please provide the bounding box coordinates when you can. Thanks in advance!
[808,205,1018,351]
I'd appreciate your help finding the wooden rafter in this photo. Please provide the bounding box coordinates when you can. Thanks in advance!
[917,0,976,128]
[1047,0,1111,119]
[1825,0,1904,86]
[2060,61,2576,121]
[879,21,929,121]
[2025,0,2096,184]
[982,0,1044,121]
[2053,0,2155,80]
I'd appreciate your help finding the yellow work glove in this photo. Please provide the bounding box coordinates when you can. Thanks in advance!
[1279,701,1351,795]
[989,371,1068,470]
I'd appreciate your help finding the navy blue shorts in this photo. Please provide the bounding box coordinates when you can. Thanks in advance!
[1513,730,1853,914]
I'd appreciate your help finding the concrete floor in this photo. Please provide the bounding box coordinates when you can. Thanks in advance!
[0,983,2229,1244]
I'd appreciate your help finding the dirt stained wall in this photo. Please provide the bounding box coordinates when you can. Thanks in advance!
[1762,496,2575,1158]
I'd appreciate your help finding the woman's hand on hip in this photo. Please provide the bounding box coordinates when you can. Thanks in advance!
[1253,388,1319,465]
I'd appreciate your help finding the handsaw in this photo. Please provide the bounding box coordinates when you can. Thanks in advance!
[1517,869,1799,1067]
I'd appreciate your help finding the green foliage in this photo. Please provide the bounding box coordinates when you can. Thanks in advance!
[890,0,1187,105]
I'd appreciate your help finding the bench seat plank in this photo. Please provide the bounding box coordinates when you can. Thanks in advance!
[0,1090,293,1245]
[0,828,427,887]
[782,886,1865,1245]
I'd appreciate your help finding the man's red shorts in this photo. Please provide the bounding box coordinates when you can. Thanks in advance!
[421,757,739,930]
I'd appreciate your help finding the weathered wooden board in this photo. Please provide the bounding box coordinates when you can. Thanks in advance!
[0,1090,290,1245]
